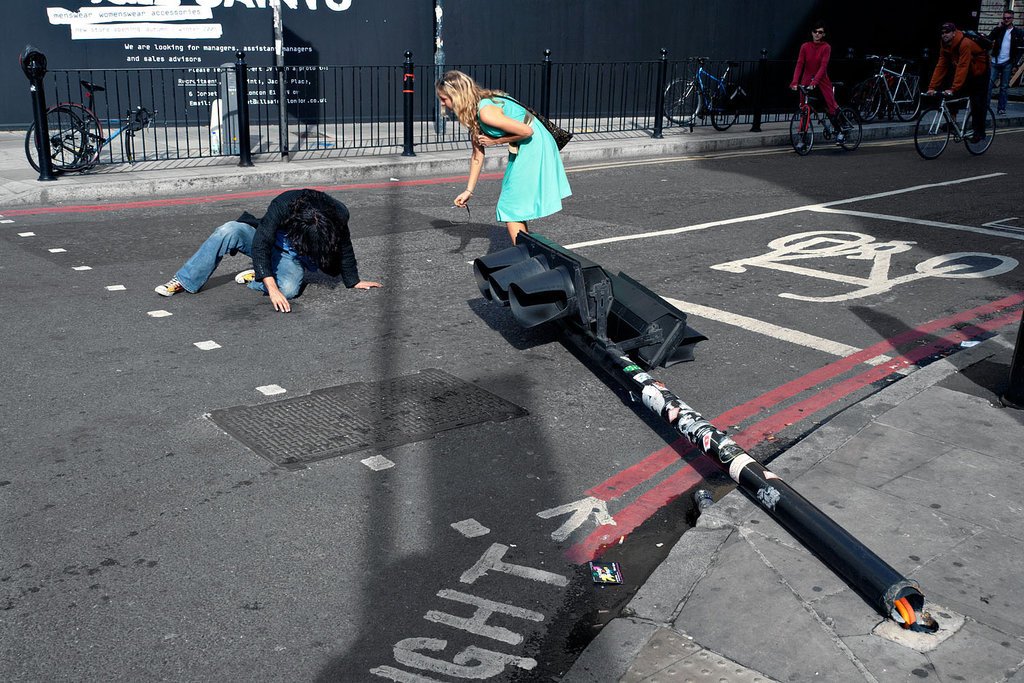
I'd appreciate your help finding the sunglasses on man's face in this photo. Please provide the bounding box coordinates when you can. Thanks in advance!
[812,29,825,34]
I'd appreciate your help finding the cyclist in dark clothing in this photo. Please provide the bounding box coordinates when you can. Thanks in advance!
[155,189,381,312]
[926,22,991,143]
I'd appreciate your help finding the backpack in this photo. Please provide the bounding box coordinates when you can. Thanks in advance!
[961,29,993,51]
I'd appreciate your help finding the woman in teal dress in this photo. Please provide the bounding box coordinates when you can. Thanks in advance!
[436,70,572,243]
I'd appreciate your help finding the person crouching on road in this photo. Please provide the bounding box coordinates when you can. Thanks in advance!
[925,22,991,143]
[155,188,381,312]
[436,70,571,244]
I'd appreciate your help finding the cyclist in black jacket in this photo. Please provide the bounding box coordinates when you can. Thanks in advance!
[988,10,1023,114]
[156,189,381,312]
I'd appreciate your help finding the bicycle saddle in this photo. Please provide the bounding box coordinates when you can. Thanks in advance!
[80,80,105,93]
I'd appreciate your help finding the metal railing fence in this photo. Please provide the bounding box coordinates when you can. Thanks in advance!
[25,49,932,174]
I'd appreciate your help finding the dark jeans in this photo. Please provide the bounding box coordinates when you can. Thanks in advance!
[966,73,989,139]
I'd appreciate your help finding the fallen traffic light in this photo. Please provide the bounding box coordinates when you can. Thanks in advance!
[473,233,705,369]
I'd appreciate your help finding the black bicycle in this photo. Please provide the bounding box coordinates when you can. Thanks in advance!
[25,80,155,173]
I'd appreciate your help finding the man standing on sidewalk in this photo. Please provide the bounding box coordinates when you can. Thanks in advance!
[926,22,991,143]
[988,9,1024,115]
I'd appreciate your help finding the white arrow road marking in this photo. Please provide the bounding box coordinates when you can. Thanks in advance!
[537,496,616,542]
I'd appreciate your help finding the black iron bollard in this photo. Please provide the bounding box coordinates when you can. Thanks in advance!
[540,49,553,119]
[750,48,767,132]
[20,46,56,181]
[402,51,415,157]
[1001,308,1024,409]
[234,51,253,168]
[652,48,668,139]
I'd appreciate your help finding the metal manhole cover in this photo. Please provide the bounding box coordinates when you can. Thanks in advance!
[208,369,528,469]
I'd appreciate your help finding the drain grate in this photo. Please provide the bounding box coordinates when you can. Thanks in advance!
[209,369,528,469]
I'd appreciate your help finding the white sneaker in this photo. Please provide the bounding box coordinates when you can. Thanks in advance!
[155,277,185,296]
[234,269,256,284]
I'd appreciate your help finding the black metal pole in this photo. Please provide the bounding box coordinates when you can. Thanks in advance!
[1001,308,1024,409]
[234,51,253,168]
[402,51,415,157]
[28,75,56,181]
[652,48,668,139]
[558,324,930,627]
[540,49,553,119]
[750,48,767,132]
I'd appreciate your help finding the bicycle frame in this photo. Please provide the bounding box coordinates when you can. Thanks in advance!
[921,96,971,139]
[693,61,730,113]
[877,59,917,106]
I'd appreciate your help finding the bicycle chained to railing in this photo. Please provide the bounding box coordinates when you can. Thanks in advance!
[790,84,862,155]
[663,57,748,132]
[25,80,156,173]
[850,54,921,123]
[913,92,994,159]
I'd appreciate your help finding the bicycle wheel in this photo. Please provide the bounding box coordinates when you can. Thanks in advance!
[664,79,697,126]
[893,76,921,121]
[24,105,88,173]
[914,107,949,159]
[964,107,995,155]
[853,79,882,122]
[836,107,862,151]
[64,103,103,170]
[710,89,739,131]
[789,110,813,155]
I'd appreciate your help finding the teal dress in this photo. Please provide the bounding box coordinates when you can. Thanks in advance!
[478,97,572,223]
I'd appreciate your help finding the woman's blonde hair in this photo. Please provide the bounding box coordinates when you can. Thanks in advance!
[436,70,504,137]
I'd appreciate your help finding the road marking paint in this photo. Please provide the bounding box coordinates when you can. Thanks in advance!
[982,217,1024,232]
[565,173,1007,250]
[425,589,544,645]
[567,147,791,173]
[362,455,395,471]
[72,265,92,271]
[48,248,66,253]
[193,340,221,350]
[664,297,863,357]
[147,310,172,318]
[536,497,616,542]
[568,456,717,563]
[813,207,1024,241]
[461,543,568,587]
[105,285,126,291]
[0,219,13,224]
[451,519,490,538]
[256,384,286,396]
[710,231,1018,302]
[17,232,35,237]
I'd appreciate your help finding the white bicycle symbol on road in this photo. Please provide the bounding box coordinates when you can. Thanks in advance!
[711,231,1018,302]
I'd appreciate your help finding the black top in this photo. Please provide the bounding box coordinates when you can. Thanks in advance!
[237,189,360,288]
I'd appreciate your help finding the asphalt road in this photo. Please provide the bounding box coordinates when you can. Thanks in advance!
[3,130,1024,681]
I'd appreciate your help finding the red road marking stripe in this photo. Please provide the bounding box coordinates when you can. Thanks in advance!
[734,312,1020,447]
[1,173,505,217]
[570,304,1023,562]
[583,292,1024,504]
[567,458,716,563]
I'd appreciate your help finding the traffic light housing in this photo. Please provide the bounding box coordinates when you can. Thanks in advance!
[473,233,705,369]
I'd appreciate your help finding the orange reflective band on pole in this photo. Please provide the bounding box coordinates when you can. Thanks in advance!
[403,72,415,93]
